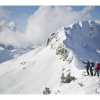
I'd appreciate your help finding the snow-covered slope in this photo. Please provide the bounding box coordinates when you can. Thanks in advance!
[0,21,100,94]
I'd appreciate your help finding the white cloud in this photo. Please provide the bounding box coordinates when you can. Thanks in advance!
[95,19,100,24]
[25,6,94,45]
[0,20,28,48]
[0,6,95,47]
[0,30,27,47]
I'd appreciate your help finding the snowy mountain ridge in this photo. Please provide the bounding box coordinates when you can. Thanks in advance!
[0,21,100,94]
[48,20,100,61]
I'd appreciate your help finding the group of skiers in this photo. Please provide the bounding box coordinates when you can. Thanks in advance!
[82,60,100,76]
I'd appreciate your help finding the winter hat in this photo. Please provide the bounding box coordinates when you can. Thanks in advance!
[89,60,92,62]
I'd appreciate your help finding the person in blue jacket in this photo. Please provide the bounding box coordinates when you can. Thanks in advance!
[82,60,94,76]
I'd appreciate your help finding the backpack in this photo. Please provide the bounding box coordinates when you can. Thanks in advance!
[90,62,95,67]
[95,63,100,70]
[91,62,95,67]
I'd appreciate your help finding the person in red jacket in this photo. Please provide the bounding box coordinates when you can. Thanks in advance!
[94,62,100,76]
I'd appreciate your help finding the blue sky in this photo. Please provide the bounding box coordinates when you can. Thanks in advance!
[4,6,39,32]
[1,6,100,32]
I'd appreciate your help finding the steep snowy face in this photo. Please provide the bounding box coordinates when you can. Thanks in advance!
[48,21,100,63]
[65,21,100,62]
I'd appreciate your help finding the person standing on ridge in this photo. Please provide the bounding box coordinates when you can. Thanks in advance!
[89,60,94,76]
[94,62,100,76]
[82,60,94,76]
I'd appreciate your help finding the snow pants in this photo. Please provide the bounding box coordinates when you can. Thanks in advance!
[86,67,93,76]
[94,70,99,76]
[90,67,93,76]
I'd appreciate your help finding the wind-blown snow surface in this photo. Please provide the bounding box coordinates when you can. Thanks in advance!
[0,21,100,94]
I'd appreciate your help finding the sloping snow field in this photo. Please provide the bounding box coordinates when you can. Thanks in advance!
[0,21,100,94]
